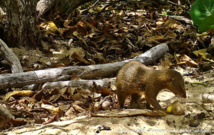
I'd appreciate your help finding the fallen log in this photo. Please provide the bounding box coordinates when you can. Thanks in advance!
[42,79,115,89]
[0,39,23,73]
[0,43,169,89]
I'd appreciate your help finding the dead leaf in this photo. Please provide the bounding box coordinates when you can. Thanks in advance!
[39,21,60,35]
[49,88,68,103]
[102,101,111,110]
[165,30,177,39]
[63,19,71,28]
[164,19,184,30]
[147,35,167,42]
[70,73,80,80]
[64,27,76,38]
[42,114,57,125]
[70,52,90,65]
[73,31,88,46]
[94,102,102,112]
[5,90,35,101]
[82,19,99,32]
[41,104,64,116]
[92,82,114,96]
[193,49,209,60]
[72,93,82,101]
[176,54,198,67]
[10,118,27,127]
[73,104,85,113]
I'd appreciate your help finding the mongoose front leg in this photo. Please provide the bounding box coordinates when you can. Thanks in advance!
[146,97,162,110]
[117,92,126,109]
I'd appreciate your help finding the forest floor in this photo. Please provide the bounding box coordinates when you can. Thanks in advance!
[1,1,214,135]
[3,69,214,135]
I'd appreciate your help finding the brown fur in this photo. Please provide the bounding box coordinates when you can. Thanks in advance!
[116,61,186,110]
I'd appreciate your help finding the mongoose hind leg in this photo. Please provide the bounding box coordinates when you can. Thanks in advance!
[130,93,142,108]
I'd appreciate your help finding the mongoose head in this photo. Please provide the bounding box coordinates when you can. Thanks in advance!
[165,70,186,98]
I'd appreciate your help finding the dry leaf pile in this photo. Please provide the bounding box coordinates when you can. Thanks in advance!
[0,0,212,72]
[0,82,117,129]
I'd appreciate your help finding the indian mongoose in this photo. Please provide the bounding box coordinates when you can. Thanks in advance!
[116,61,186,110]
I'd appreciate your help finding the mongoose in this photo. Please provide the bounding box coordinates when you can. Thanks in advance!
[116,61,186,110]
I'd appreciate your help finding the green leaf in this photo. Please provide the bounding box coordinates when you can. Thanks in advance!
[192,82,208,87]
[190,0,214,26]
[198,14,214,32]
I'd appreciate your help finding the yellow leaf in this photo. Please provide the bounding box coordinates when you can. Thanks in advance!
[39,21,59,35]
[73,31,79,37]
[193,49,208,60]
[5,90,35,101]
[47,21,58,31]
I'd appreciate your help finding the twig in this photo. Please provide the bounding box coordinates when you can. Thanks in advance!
[81,0,100,13]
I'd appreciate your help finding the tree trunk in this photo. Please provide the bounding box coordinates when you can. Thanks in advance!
[6,0,39,47]
[5,0,93,48]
